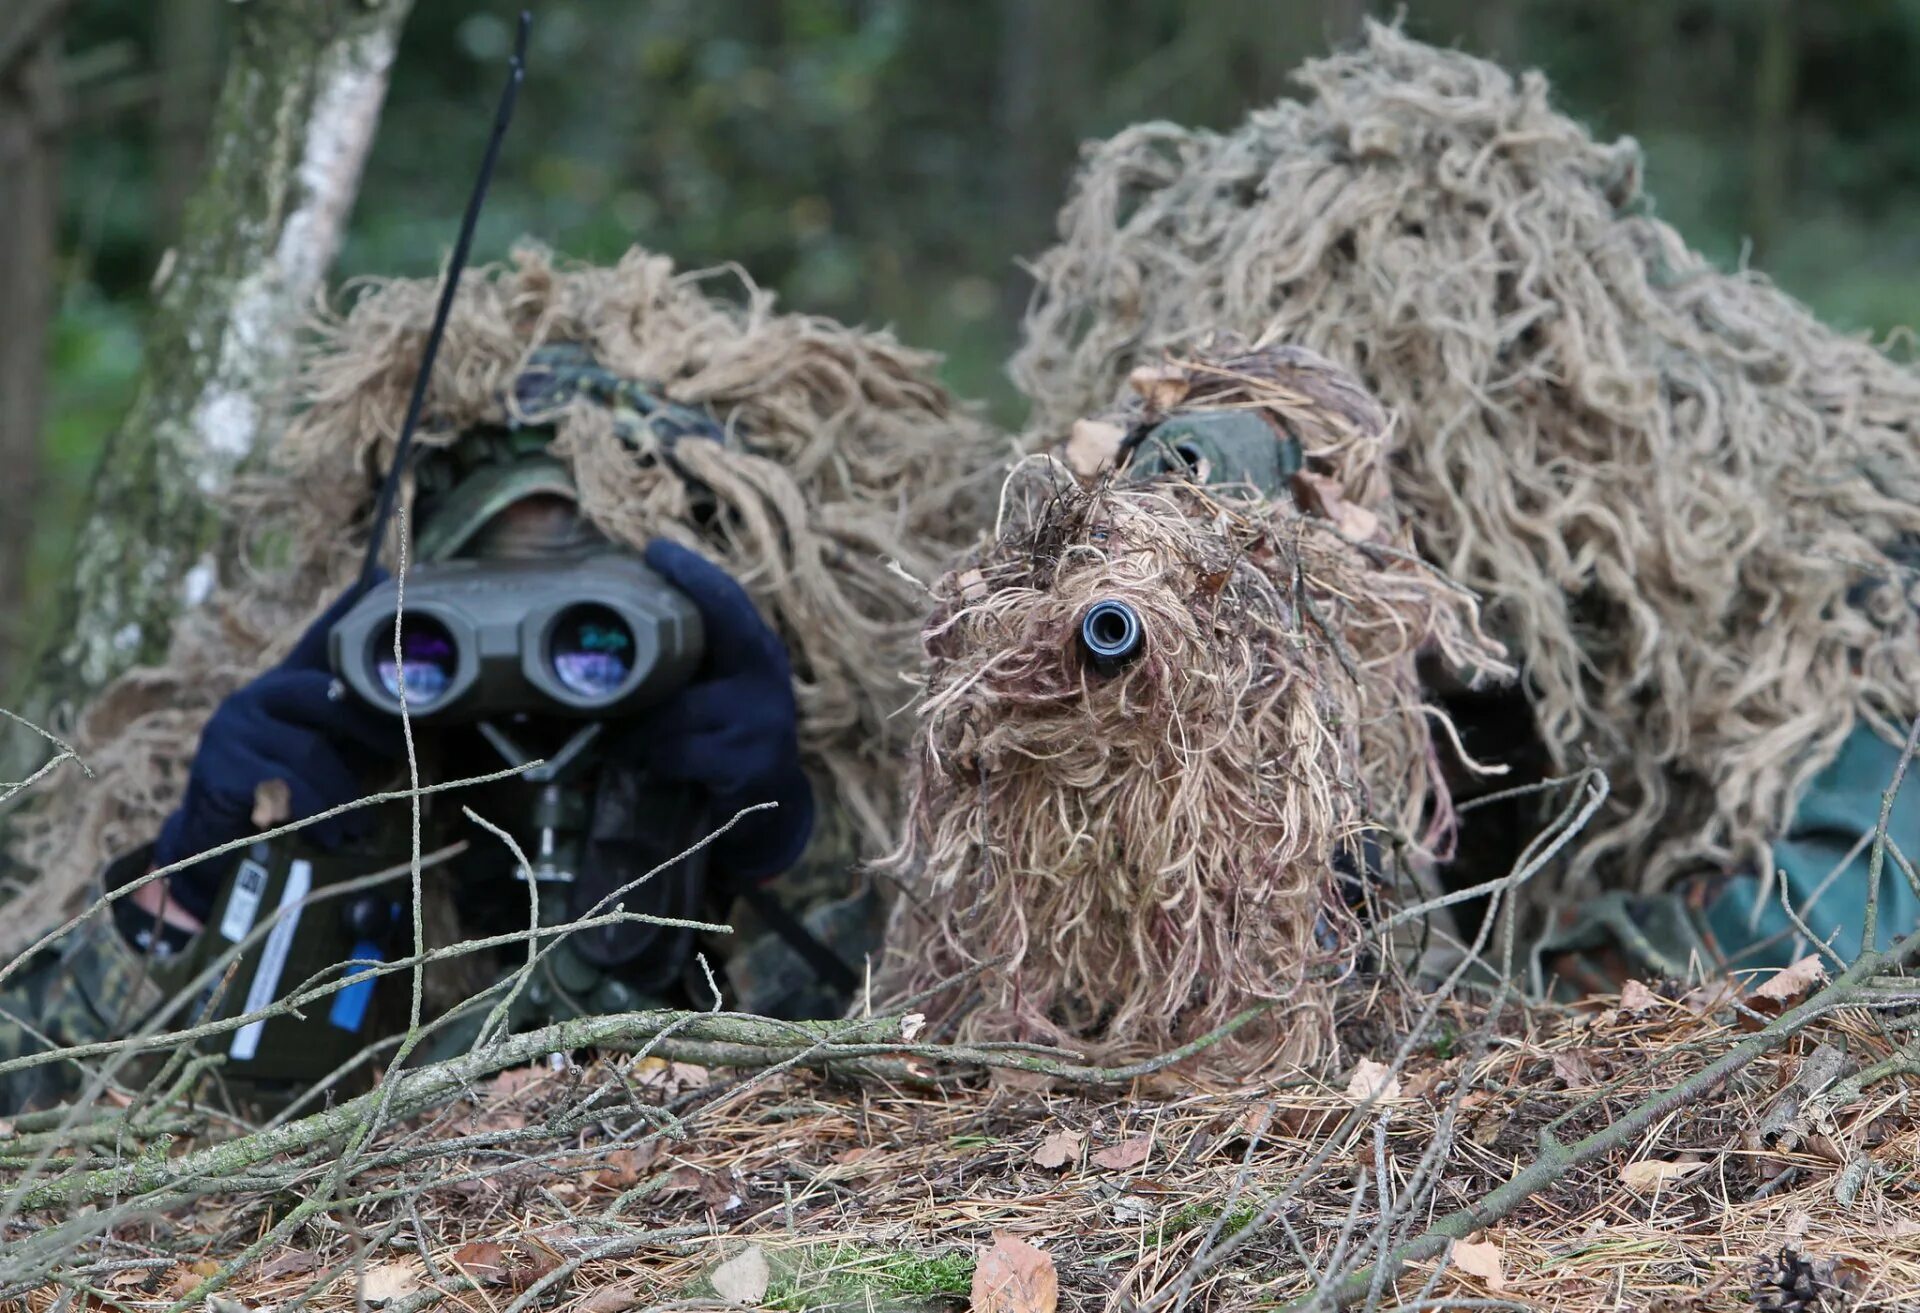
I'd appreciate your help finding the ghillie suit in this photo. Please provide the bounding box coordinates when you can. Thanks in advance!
[1009,23,1920,908]
[876,346,1507,1072]
[9,245,1002,1001]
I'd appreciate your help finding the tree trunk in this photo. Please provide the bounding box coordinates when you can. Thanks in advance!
[155,0,221,242]
[8,0,412,763]
[0,12,66,698]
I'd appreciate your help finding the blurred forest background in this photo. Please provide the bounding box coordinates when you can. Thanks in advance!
[4,0,1919,697]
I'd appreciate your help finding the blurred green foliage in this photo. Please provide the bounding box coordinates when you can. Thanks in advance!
[27,0,1920,645]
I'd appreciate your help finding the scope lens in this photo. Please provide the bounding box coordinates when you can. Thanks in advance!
[550,604,636,699]
[373,615,457,706]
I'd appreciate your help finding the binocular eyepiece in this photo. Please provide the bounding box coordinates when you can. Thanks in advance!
[328,552,704,722]
[1079,598,1144,675]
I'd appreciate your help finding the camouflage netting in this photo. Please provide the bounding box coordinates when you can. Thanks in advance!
[9,245,1004,950]
[1010,22,1920,898]
[876,345,1508,1073]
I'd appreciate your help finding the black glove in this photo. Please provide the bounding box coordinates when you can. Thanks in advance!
[152,577,406,920]
[620,540,814,883]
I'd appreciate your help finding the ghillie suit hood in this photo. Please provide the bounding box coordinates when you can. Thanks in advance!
[10,245,1002,948]
[1010,23,1920,898]
[876,346,1507,1073]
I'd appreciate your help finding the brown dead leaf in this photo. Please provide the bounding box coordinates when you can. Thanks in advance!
[360,1261,422,1306]
[710,1246,770,1306]
[1450,1237,1505,1291]
[1292,470,1382,541]
[1618,979,1661,1013]
[1551,1050,1598,1087]
[1066,419,1126,478]
[593,1144,661,1190]
[955,569,988,604]
[1344,1058,1402,1103]
[576,1281,644,1313]
[662,1165,740,1211]
[1751,955,1827,1005]
[1091,1134,1151,1172]
[163,1269,205,1301]
[260,1249,321,1279]
[1680,980,1738,1016]
[488,1065,548,1099]
[1127,364,1190,412]
[1032,1129,1086,1171]
[450,1242,509,1284]
[1620,1156,1707,1192]
[971,1233,1058,1313]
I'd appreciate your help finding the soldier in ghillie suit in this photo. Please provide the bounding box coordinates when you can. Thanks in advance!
[1002,25,1920,993]
[875,343,1510,1076]
[0,245,1000,1114]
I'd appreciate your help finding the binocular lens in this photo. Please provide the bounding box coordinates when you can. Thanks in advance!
[550,604,636,698]
[375,615,458,706]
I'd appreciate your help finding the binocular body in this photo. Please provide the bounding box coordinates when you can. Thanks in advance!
[328,551,705,722]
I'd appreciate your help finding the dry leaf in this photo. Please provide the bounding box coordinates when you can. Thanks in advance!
[1032,1129,1086,1171]
[956,569,988,604]
[900,1012,927,1041]
[207,1296,252,1313]
[1680,980,1738,1016]
[1292,471,1382,541]
[360,1262,422,1305]
[1618,979,1661,1013]
[1091,1134,1150,1172]
[260,1250,321,1279]
[971,1233,1058,1313]
[711,1246,770,1306]
[1620,1156,1707,1192]
[1450,1238,1505,1291]
[164,1270,206,1301]
[1065,419,1125,478]
[594,1144,660,1190]
[1127,364,1191,412]
[577,1282,644,1313]
[489,1066,548,1099]
[1344,1058,1402,1103]
[1551,1050,1597,1087]
[1751,955,1827,1005]
[450,1242,509,1284]
[504,1241,565,1292]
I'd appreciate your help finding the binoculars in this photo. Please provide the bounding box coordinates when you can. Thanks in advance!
[328,551,705,722]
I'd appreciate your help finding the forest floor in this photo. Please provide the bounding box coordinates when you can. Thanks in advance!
[7,978,1918,1313]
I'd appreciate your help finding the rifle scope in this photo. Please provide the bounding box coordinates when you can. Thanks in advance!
[1079,598,1144,675]
[329,551,704,722]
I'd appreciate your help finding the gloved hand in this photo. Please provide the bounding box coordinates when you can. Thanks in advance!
[621,540,814,883]
[152,576,407,921]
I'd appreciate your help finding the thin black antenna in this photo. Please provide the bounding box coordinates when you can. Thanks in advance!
[359,10,533,588]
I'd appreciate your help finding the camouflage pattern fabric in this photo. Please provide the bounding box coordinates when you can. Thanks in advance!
[0,856,181,1114]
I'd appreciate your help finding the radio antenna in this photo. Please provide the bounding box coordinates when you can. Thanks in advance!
[359,10,532,589]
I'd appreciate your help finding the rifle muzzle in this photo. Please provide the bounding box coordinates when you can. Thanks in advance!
[1079,598,1144,675]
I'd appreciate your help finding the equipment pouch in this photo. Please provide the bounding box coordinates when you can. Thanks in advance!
[568,761,710,991]
[193,835,411,1092]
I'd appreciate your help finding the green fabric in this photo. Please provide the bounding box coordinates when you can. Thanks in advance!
[1705,722,1920,969]
[1127,410,1301,495]
[1535,721,1920,994]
